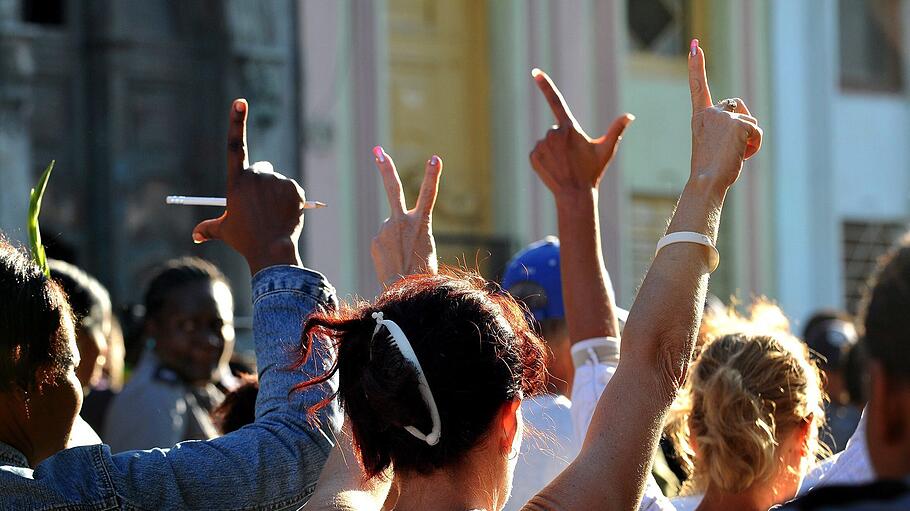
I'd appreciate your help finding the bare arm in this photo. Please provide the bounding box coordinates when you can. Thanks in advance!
[528,69,631,343]
[524,43,762,511]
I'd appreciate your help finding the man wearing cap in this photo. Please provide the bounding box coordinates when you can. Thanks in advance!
[803,310,863,452]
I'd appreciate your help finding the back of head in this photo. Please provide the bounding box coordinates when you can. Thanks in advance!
[297,270,547,478]
[671,300,825,494]
[502,237,565,338]
[49,259,110,331]
[859,233,910,381]
[0,239,75,392]
[802,309,857,372]
[858,232,910,477]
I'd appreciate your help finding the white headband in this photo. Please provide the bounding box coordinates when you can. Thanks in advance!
[371,311,442,446]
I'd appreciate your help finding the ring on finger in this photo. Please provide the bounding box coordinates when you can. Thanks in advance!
[720,98,738,112]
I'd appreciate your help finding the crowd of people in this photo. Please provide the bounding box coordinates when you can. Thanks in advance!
[0,40,906,510]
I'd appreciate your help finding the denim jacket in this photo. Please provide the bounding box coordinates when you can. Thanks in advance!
[0,265,342,510]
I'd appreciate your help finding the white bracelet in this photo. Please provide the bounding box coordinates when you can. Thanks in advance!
[655,231,719,272]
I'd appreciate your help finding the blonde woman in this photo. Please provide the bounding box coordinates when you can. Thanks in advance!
[667,304,827,511]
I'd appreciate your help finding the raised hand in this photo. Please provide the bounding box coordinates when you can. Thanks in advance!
[529,68,634,196]
[370,146,442,286]
[688,40,763,193]
[192,99,306,274]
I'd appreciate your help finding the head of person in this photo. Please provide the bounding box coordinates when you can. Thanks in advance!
[296,271,547,509]
[502,237,569,392]
[858,233,910,478]
[142,257,234,387]
[0,239,82,466]
[670,300,825,506]
[802,310,857,404]
[213,373,259,434]
[49,259,111,392]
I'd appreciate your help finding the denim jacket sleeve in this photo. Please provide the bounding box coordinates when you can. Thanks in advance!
[2,265,342,511]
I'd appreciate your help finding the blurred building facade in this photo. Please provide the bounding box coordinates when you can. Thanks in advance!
[299,0,910,327]
[1,0,908,331]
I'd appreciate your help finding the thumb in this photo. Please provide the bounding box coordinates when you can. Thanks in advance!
[192,215,226,244]
[593,113,635,163]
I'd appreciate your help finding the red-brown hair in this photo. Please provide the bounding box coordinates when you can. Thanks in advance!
[293,269,547,477]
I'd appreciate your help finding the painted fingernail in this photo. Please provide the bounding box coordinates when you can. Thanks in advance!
[430,155,439,166]
[234,99,246,113]
[372,145,385,163]
[192,233,204,244]
[690,39,698,57]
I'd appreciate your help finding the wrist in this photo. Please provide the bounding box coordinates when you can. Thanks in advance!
[683,174,727,209]
[555,187,598,210]
[245,238,302,275]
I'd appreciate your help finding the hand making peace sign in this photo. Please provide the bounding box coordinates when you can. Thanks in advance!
[370,146,443,286]
[192,99,307,274]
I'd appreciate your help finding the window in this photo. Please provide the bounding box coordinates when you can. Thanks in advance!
[839,0,904,92]
[627,0,693,57]
[842,220,907,313]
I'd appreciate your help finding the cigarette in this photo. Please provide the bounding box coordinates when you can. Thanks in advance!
[166,196,326,209]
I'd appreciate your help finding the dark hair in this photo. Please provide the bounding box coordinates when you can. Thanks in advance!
[802,310,856,369]
[143,257,228,319]
[0,238,75,391]
[802,310,853,341]
[49,259,110,330]
[858,232,910,380]
[213,373,259,434]
[294,270,547,478]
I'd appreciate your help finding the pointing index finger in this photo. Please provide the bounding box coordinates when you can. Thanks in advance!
[688,40,713,113]
[227,99,249,188]
[532,68,574,126]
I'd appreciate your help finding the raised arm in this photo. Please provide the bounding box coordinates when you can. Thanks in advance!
[529,69,632,343]
[525,41,762,511]
[91,100,337,509]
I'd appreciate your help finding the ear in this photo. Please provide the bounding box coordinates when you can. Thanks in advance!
[796,413,815,457]
[498,399,522,454]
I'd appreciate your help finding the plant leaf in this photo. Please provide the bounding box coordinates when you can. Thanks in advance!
[28,160,54,277]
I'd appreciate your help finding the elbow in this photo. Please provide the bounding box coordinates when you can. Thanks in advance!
[652,328,695,401]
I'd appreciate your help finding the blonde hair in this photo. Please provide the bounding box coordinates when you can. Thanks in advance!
[670,299,826,494]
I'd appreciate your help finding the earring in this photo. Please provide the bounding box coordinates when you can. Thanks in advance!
[22,391,30,419]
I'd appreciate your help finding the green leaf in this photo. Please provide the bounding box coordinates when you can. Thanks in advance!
[28,160,54,277]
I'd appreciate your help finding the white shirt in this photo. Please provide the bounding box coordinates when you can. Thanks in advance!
[504,394,577,511]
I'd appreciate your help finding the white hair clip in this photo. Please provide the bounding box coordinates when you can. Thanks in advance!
[371,311,442,446]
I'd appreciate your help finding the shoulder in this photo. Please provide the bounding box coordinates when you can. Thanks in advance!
[782,480,910,510]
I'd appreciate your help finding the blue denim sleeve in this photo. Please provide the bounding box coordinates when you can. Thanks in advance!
[97,265,342,510]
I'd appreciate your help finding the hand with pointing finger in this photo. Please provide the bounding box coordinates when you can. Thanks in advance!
[529,68,634,197]
[370,146,442,286]
[192,99,307,275]
[687,40,763,194]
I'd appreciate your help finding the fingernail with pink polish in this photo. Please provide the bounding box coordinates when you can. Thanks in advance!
[372,146,385,163]
[430,155,439,166]
[192,233,204,244]
[690,39,698,57]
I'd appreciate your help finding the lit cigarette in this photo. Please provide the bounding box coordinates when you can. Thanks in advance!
[166,196,327,209]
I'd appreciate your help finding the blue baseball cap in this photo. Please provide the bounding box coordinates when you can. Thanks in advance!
[502,236,629,324]
[502,237,564,321]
